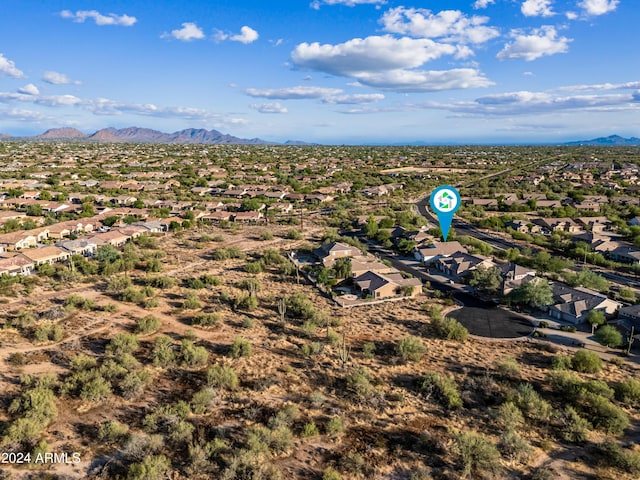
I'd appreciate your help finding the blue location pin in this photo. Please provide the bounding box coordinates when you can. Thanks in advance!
[429,185,461,242]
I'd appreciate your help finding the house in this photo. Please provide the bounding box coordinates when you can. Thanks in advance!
[21,245,71,266]
[434,252,495,281]
[202,211,233,222]
[532,218,583,234]
[350,255,397,278]
[233,211,264,223]
[56,238,99,257]
[415,241,465,264]
[89,230,131,247]
[0,231,38,250]
[548,282,621,324]
[316,241,360,267]
[353,270,422,299]
[576,217,612,233]
[617,305,640,330]
[500,263,536,295]
[0,254,34,276]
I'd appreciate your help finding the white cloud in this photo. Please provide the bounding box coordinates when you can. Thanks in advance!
[36,95,83,107]
[245,86,343,99]
[380,7,499,44]
[249,102,288,113]
[18,84,39,95]
[578,0,619,16]
[554,81,640,91]
[521,0,555,17]
[60,10,137,27]
[293,36,458,75]
[1,108,49,122]
[322,93,385,104]
[215,26,259,44]
[291,35,492,92]
[42,71,79,85]
[0,53,25,78]
[163,22,205,41]
[310,0,387,9]
[231,26,259,44]
[566,11,579,19]
[353,68,493,91]
[497,26,571,61]
[473,0,495,8]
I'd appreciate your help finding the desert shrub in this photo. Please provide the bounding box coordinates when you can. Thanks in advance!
[431,315,469,341]
[207,364,239,390]
[322,467,342,480]
[260,231,274,241]
[325,416,345,437]
[191,388,216,414]
[234,293,258,311]
[229,337,252,358]
[212,247,244,261]
[510,383,551,423]
[120,370,153,400]
[346,368,378,401]
[301,422,319,437]
[499,429,532,462]
[168,420,195,445]
[495,401,524,429]
[301,320,318,337]
[495,356,521,378]
[152,336,176,367]
[127,454,171,480]
[552,354,573,370]
[8,386,57,427]
[106,276,132,296]
[33,321,63,342]
[122,433,164,463]
[99,420,129,443]
[192,312,221,327]
[395,336,427,362]
[181,292,202,310]
[121,287,146,304]
[64,294,95,310]
[340,452,367,476]
[136,315,160,334]
[583,393,629,435]
[286,229,302,240]
[268,404,300,431]
[362,341,376,359]
[419,372,463,410]
[562,406,591,443]
[145,276,176,289]
[571,350,603,373]
[614,377,640,406]
[107,333,139,356]
[286,292,317,320]
[246,425,293,455]
[455,431,501,478]
[594,441,640,475]
[244,261,263,274]
[80,376,112,402]
[180,339,209,367]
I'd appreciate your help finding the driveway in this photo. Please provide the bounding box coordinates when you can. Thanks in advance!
[447,306,535,339]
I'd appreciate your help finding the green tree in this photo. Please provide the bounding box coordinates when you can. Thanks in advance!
[510,278,553,308]
[468,265,502,295]
[595,325,623,348]
[586,310,606,335]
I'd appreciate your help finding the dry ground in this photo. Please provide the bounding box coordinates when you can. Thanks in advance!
[0,224,638,479]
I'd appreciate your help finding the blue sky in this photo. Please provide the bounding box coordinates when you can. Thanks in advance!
[0,0,637,144]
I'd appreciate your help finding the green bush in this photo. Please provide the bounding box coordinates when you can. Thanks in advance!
[99,420,129,443]
[191,312,221,327]
[362,341,376,359]
[152,336,176,367]
[107,333,139,356]
[322,467,342,480]
[594,441,640,475]
[614,377,640,406]
[499,429,532,462]
[571,349,603,373]
[419,372,463,410]
[136,315,160,334]
[229,337,252,358]
[127,454,171,480]
[431,315,469,341]
[584,393,629,435]
[207,364,239,390]
[552,354,573,370]
[562,406,591,443]
[595,325,623,348]
[455,431,501,478]
[180,339,209,367]
[301,422,319,437]
[325,416,345,437]
[510,383,551,423]
[395,336,427,362]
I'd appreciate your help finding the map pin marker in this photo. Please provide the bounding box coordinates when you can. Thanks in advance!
[430,185,461,242]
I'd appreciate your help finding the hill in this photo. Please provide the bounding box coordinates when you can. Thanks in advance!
[565,134,640,146]
[36,128,88,140]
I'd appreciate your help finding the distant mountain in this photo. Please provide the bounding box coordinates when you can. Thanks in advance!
[0,126,277,144]
[36,128,88,140]
[0,133,10,139]
[564,135,640,146]
[87,127,272,145]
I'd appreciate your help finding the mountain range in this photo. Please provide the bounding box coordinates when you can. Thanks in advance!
[563,135,640,146]
[0,127,275,145]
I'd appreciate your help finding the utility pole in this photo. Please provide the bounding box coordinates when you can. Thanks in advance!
[627,326,635,356]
